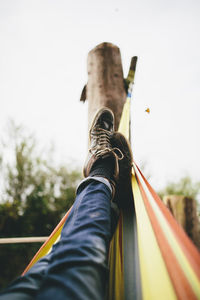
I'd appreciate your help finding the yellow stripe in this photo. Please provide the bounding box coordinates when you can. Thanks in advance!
[28,224,64,269]
[108,214,124,300]
[118,98,130,139]
[127,70,135,83]
[133,164,200,298]
[132,171,177,300]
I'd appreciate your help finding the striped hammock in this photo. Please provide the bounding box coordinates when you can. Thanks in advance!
[23,96,200,300]
[108,98,200,300]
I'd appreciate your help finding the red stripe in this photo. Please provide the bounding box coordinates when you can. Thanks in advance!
[136,173,198,300]
[135,163,200,279]
[22,207,72,275]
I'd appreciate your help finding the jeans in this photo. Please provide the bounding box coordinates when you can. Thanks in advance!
[0,177,118,300]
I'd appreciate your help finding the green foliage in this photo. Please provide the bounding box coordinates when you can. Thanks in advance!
[158,176,200,200]
[0,122,82,289]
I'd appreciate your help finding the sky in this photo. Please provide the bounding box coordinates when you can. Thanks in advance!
[0,0,200,191]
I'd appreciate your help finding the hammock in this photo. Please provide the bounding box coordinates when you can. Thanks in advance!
[23,61,200,300]
[108,99,200,300]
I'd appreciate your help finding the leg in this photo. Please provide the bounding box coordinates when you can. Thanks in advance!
[36,178,113,300]
[0,178,114,300]
[0,108,132,300]
[0,254,51,300]
[35,108,132,300]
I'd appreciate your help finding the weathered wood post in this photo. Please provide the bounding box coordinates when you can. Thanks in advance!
[80,42,127,130]
[163,195,200,249]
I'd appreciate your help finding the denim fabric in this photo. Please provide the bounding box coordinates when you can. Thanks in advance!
[0,178,114,300]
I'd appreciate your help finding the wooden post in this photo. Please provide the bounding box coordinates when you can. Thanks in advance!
[163,195,200,249]
[81,42,127,130]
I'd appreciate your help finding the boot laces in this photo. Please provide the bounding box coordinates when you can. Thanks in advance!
[89,128,124,160]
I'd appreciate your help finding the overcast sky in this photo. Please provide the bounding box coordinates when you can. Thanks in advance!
[0,0,199,191]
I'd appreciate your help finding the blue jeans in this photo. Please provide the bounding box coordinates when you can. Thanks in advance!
[0,177,118,300]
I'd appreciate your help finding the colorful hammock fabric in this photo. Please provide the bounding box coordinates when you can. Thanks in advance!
[108,66,200,299]
[23,60,200,300]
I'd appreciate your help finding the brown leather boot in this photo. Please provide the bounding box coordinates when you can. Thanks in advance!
[83,108,123,183]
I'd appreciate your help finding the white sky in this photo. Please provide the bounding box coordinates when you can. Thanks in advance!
[0,0,200,191]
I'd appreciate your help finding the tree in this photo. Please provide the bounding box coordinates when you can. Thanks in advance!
[0,122,81,289]
[158,176,200,205]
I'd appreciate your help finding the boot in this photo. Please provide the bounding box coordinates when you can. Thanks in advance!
[83,108,123,184]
